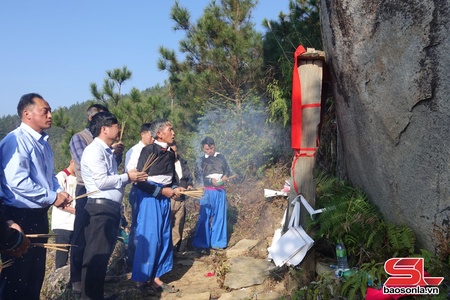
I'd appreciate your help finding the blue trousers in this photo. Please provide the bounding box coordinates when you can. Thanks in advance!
[131,189,173,282]
[193,188,228,249]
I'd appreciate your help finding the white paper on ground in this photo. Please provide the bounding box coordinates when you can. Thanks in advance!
[267,196,314,267]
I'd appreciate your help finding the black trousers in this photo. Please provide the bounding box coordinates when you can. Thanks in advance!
[0,206,49,300]
[53,229,73,269]
[70,184,88,283]
[81,199,121,300]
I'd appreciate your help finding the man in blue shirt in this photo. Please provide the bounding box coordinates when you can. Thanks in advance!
[0,93,71,300]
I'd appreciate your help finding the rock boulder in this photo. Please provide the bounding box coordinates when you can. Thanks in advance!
[320,0,450,249]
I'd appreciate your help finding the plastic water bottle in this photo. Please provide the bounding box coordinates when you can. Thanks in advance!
[335,242,349,277]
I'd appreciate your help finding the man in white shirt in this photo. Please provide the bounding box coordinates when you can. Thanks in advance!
[124,122,153,268]
[80,111,147,300]
[125,123,153,172]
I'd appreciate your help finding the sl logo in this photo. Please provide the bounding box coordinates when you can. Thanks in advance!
[384,258,444,287]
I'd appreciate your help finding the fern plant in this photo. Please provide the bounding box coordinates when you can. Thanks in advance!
[385,223,415,257]
[312,173,387,265]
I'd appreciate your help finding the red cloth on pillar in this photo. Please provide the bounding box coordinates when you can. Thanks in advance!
[291,45,307,150]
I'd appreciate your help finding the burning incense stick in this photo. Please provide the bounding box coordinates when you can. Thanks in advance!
[32,243,72,252]
[45,246,68,252]
[26,234,58,238]
[142,153,158,173]
[223,174,237,181]
[179,189,205,199]
[74,190,100,200]
[0,259,13,271]
[119,120,126,141]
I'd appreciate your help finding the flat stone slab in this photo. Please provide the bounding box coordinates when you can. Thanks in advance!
[223,257,276,289]
[226,239,259,258]
[255,292,282,299]
[176,291,211,300]
[218,289,253,299]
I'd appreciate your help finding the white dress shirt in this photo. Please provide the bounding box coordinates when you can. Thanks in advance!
[81,137,129,204]
[125,141,146,172]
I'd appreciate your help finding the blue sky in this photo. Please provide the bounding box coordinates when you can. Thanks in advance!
[0,1,290,117]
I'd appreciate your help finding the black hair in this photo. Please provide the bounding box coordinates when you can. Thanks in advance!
[140,122,152,133]
[86,104,109,118]
[88,111,118,138]
[201,136,215,147]
[17,93,43,118]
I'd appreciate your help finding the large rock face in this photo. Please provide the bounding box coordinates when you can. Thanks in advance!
[320,0,450,250]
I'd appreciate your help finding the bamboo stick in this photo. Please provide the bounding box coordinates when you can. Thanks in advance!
[40,243,73,247]
[74,190,100,200]
[45,246,68,252]
[142,153,159,173]
[179,189,205,199]
[31,243,73,252]
[119,121,126,141]
[0,259,13,270]
[26,234,58,238]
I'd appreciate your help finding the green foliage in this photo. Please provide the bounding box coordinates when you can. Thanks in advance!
[263,0,322,125]
[313,174,418,266]
[110,89,172,150]
[0,115,20,140]
[294,173,450,299]
[90,66,132,106]
[267,79,289,126]
[419,249,450,298]
[191,99,286,179]
[293,273,341,299]
[385,223,415,257]
[159,0,265,114]
[52,107,71,130]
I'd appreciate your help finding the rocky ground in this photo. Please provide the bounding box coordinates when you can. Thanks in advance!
[41,176,296,299]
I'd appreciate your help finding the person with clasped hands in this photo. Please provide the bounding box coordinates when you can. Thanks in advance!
[0,93,71,300]
[80,111,147,300]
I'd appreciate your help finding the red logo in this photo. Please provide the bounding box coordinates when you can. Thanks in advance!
[384,258,444,287]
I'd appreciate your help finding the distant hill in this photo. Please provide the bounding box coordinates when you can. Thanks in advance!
[0,101,90,171]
